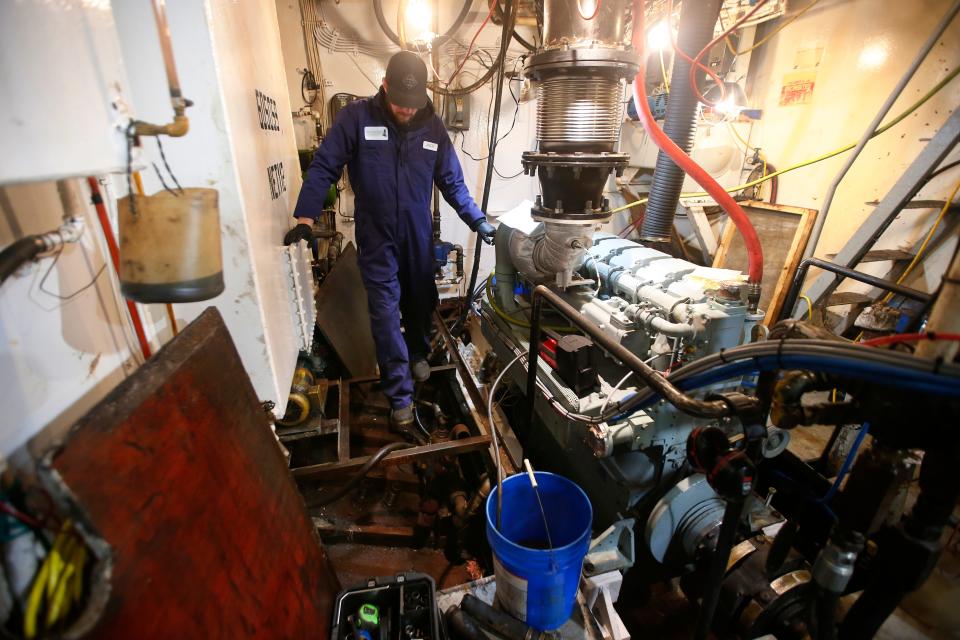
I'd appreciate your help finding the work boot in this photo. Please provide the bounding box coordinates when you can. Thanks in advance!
[411,358,431,383]
[390,404,415,431]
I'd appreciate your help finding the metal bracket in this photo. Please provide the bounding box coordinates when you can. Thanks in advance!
[284,243,317,353]
[583,518,636,576]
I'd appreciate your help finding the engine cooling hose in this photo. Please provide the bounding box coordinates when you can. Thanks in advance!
[308,441,413,506]
[640,0,722,243]
[0,236,44,286]
[630,0,763,284]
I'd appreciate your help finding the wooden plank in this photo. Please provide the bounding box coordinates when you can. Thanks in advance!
[314,521,417,546]
[292,435,492,480]
[40,308,340,639]
[338,380,350,462]
[826,291,873,306]
[712,200,817,325]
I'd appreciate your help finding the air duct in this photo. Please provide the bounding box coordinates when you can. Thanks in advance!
[639,0,722,242]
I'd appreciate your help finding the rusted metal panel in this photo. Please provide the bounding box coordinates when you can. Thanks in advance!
[39,308,340,639]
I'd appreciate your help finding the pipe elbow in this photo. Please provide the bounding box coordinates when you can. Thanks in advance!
[134,115,189,138]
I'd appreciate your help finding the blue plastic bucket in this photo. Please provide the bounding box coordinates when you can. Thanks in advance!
[485,471,593,631]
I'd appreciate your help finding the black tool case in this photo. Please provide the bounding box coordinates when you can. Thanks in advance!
[331,572,441,640]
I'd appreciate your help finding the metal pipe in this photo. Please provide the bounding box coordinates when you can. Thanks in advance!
[150,0,182,106]
[804,0,960,261]
[460,594,549,640]
[457,0,516,332]
[781,258,932,322]
[524,285,730,432]
[134,0,190,137]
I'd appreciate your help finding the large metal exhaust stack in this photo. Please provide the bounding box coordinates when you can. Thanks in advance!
[521,0,639,224]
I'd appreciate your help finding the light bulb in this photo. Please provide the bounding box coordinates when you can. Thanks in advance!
[646,21,672,52]
[405,0,434,42]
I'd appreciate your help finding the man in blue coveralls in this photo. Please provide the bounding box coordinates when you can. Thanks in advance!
[285,51,496,433]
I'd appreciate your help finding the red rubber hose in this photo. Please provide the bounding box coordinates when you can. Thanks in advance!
[861,332,960,348]
[86,177,152,360]
[630,0,764,284]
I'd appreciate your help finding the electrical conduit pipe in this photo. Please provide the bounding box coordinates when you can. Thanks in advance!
[630,0,764,288]
[87,177,152,360]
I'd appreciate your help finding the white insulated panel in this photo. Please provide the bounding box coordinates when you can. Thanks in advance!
[0,1,131,185]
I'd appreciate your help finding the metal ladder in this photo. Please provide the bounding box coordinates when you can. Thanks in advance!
[781,109,960,325]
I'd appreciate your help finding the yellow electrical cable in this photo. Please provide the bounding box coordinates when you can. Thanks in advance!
[610,65,960,216]
[658,48,670,92]
[734,0,822,56]
[799,295,814,320]
[484,274,575,332]
[23,520,88,638]
[881,177,960,303]
[728,122,756,153]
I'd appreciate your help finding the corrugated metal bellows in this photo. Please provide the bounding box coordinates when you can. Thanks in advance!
[536,76,624,152]
[522,0,637,223]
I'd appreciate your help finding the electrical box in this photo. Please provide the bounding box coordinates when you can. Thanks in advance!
[329,93,360,123]
[444,94,471,131]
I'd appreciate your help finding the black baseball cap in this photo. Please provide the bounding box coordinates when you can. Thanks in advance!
[385,51,429,109]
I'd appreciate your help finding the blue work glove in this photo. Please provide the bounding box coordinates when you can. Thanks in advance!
[283,223,313,246]
[473,220,496,245]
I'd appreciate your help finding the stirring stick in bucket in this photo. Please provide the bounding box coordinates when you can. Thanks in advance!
[524,459,554,551]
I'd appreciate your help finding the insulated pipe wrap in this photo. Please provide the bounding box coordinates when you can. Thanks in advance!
[640,0,723,242]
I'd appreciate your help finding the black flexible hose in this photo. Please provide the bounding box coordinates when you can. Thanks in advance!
[694,497,746,640]
[444,607,487,640]
[0,236,44,286]
[455,0,515,334]
[512,29,536,52]
[641,0,723,242]
[373,0,473,48]
[309,441,413,506]
[428,0,518,97]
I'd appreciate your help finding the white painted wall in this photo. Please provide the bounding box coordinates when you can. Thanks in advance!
[0,179,160,457]
[740,0,960,297]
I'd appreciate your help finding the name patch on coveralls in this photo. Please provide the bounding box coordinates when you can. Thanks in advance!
[364,126,388,140]
[422,141,438,152]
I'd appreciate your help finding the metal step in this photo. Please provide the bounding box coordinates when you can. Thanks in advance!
[826,291,873,307]
[826,249,914,263]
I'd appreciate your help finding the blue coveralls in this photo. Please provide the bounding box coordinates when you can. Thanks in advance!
[293,88,484,409]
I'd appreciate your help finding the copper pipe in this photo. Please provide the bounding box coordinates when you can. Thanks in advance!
[135,0,190,138]
[151,0,183,107]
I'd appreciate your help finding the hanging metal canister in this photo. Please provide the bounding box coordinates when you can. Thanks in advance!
[118,188,224,303]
